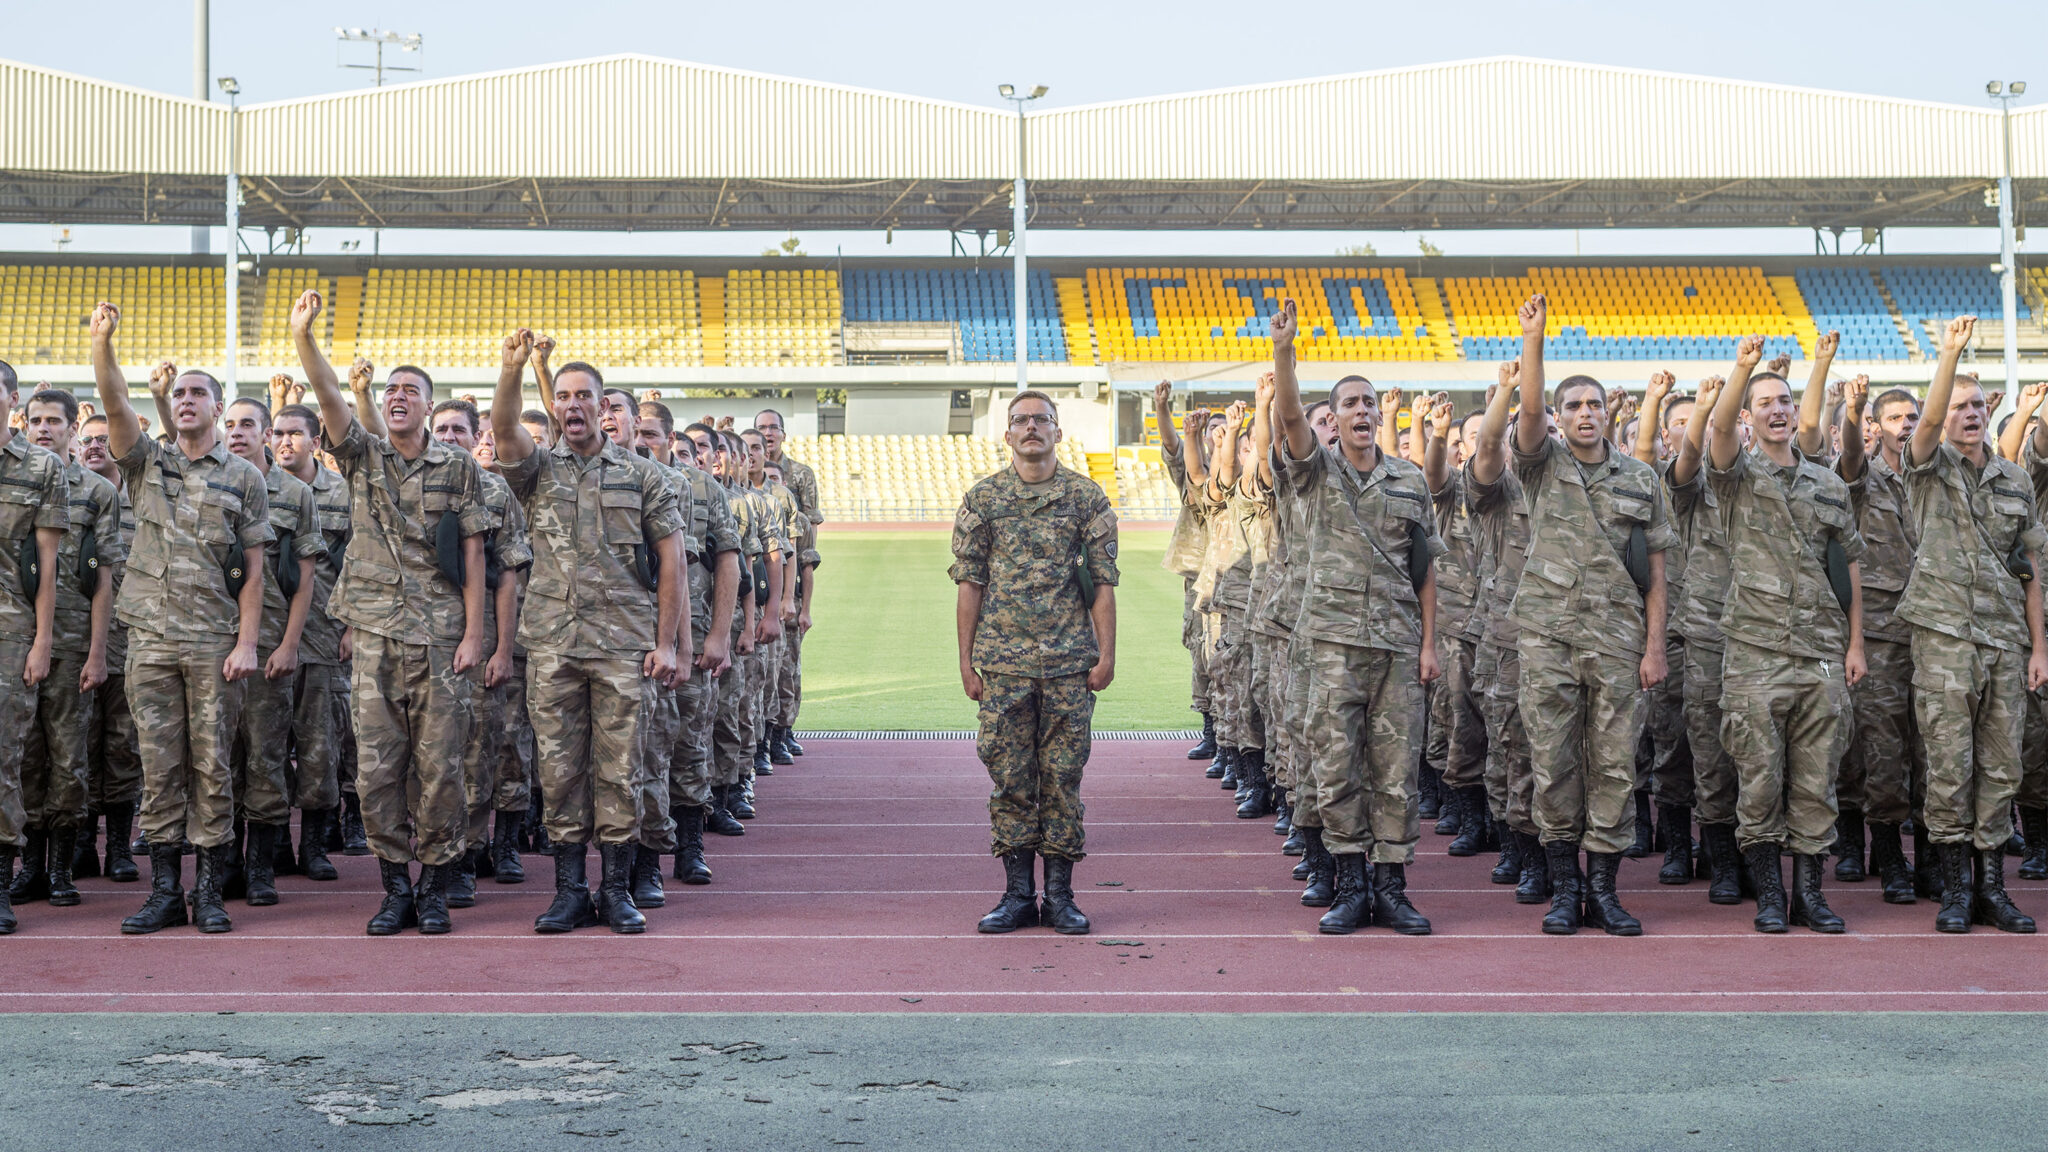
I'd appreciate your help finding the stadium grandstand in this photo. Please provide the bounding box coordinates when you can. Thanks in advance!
[1,53,2041,521]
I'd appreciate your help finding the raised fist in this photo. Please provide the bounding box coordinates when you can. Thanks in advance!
[1381,385,1404,416]
[347,357,375,393]
[2019,380,2048,411]
[1255,372,1275,403]
[89,301,120,342]
[1268,298,1298,351]
[1224,399,1249,428]
[532,332,557,362]
[1646,370,1676,400]
[1518,294,1547,338]
[1815,330,1840,361]
[147,360,177,399]
[1428,391,1454,429]
[1610,389,1637,427]
[1986,390,2005,414]
[1824,377,1844,408]
[501,329,534,372]
[1153,379,1173,411]
[1735,335,1766,370]
[1943,315,1976,354]
[289,289,323,335]
[1844,374,1871,416]
[1696,374,1727,409]
[269,373,294,410]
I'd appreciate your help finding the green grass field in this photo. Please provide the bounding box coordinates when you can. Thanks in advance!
[798,528,1194,731]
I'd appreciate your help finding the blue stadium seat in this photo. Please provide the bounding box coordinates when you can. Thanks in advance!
[842,267,1067,362]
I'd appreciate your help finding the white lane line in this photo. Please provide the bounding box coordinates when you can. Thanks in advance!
[1,930,2029,941]
[0,989,2035,1000]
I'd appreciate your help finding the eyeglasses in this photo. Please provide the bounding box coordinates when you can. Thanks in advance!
[1008,413,1056,429]
[78,435,109,447]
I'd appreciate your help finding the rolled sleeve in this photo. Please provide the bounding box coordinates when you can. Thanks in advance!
[291,488,327,560]
[326,415,373,467]
[1085,502,1121,588]
[949,502,991,586]
[235,477,274,553]
[454,460,499,538]
[92,484,126,568]
[33,460,69,533]
[1642,486,1679,555]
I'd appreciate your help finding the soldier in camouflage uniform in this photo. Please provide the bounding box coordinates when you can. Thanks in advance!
[1421,392,1493,862]
[953,389,1118,937]
[2008,383,2048,884]
[756,407,818,762]
[1154,386,1216,762]
[740,429,789,780]
[762,459,806,766]
[493,334,686,935]
[1705,337,1866,933]
[1241,378,1299,833]
[14,390,120,909]
[293,289,495,937]
[91,304,271,936]
[0,364,71,934]
[77,413,143,883]
[1203,399,1274,816]
[1268,301,1442,936]
[1510,294,1676,937]
[709,429,765,828]
[1630,373,1697,884]
[220,398,325,908]
[1899,317,2047,933]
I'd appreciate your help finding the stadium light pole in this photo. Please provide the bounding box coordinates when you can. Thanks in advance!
[1988,80,2026,393]
[191,0,209,255]
[998,84,1047,391]
[219,76,240,398]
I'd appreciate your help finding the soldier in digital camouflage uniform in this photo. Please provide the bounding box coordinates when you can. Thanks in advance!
[14,390,120,910]
[1267,302,1441,936]
[1510,294,1675,937]
[1899,317,2047,934]
[293,289,495,937]
[0,364,70,934]
[757,407,818,762]
[77,412,143,884]
[91,304,271,936]
[493,334,686,936]
[953,389,1117,937]
[1705,340,1866,933]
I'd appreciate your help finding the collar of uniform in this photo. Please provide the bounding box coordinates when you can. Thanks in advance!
[63,457,85,484]
[547,435,632,468]
[0,433,23,463]
[374,429,452,469]
[312,462,345,493]
[264,464,286,495]
[186,438,234,468]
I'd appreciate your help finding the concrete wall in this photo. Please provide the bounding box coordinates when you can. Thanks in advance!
[845,388,953,437]
[967,386,1116,453]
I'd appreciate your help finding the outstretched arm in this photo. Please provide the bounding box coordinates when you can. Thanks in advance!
[1708,336,1764,472]
[1471,362,1516,487]
[289,290,358,447]
[1269,299,1314,460]
[348,357,385,440]
[1251,372,1277,492]
[1209,400,1247,500]
[1837,374,1872,483]
[490,329,538,467]
[1671,375,1723,486]
[87,303,141,460]
[1795,331,1839,457]
[1911,316,1975,467]
[1634,372,1673,465]
[2004,380,2048,462]
[1152,380,1182,458]
[1513,295,1550,456]
[1422,392,1453,494]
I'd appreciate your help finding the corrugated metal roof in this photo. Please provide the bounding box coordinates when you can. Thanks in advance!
[0,59,226,174]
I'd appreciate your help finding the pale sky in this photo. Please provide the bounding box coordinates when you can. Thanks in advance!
[3,0,2041,259]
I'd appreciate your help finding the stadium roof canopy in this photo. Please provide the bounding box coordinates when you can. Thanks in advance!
[1,54,2041,233]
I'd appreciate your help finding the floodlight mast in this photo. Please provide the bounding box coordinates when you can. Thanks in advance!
[998,84,1048,391]
[219,76,240,397]
[1989,80,2026,395]
[336,27,425,87]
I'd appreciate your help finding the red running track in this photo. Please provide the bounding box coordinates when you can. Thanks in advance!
[6,737,2047,1013]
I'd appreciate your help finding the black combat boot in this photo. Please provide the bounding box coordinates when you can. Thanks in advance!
[2020,808,2048,881]
[536,846,599,933]
[1583,851,1641,936]
[340,793,369,856]
[1541,842,1583,934]
[1701,823,1743,905]
[1625,791,1653,859]
[631,845,665,909]
[474,834,495,880]
[706,787,746,837]
[1934,842,1972,933]
[1747,844,1788,934]
[102,802,139,882]
[597,844,645,934]
[1790,853,1845,933]
[1188,713,1217,761]
[218,819,248,902]
[1218,747,1241,790]
[323,803,345,853]
[1447,787,1490,857]
[414,862,452,935]
[1282,823,1306,857]
[45,828,79,907]
[9,829,48,903]
[242,824,279,907]
[1869,822,1915,904]
[272,818,299,878]
[674,805,713,885]
[753,739,773,777]
[729,781,756,820]
[1515,831,1551,904]
[1272,789,1293,836]
[977,851,1038,933]
[1418,765,1442,822]
[1203,746,1226,779]
[190,844,234,933]
[1371,862,1431,935]
[1834,806,1867,882]
[0,848,14,933]
[1041,856,1091,935]
[1431,772,1459,835]
[298,809,338,882]
[770,726,794,766]
[1657,804,1693,885]
[1299,827,1336,908]
[1491,827,1522,885]
[492,811,525,883]
[1974,847,2036,933]
[366,859,417,936]
[1235,751,1273,819]
[121,845,189,934]
[445,847,478,909]
[785,730,804,756]
[1317,854,1371,934]
[1913,824,1941,900]
[1292,856,1312,881]
[73,818,101,880]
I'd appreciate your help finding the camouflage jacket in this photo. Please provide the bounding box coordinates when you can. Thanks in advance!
[1511,436,1677,660]
[474,468,533,662]
[950,464,1119,679]
[502,438,684,659]
[115,436,271,643]
[1837,448,1917,645]
[1898,443,2048,653]
[725,480,760,629]
[254,465,326,654]
[676,460,741,641]
[50,461,123,658]
[774,451,823,526]
[1246,478,1292,640]
[298,463,351,667]
[1430,467,1484,643]
[1465,460,1530,652]
[1160,441,1209,579]
[1279,441,1444,656]
[101,478,137,668]
[327,418,495,647]
[767,478,817,569]
[1709,447,1866,661]
[1666,464,1731,649]
[0,435,71,641]
[1258,446,1307,638]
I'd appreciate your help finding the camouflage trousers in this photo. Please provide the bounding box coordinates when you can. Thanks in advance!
[1211,606,1263,751]
[1185,579,1210,715]
[1911,628,2023,850]
[1519,635,1645,854]
[977,670,1093,861]
[461,673,526,849]
[1476,640,1535,835]
[712,623,755,787]
[1844,638,1919,824]
[529,649,648,847]
[637,679,681,853]
[1249,628,1294,790]
[774,623,805,728]
[349,632,473,867]
[229,652,297,826]
[85,671,142,808]
[1682,640,1739,826]
[129,637,244,851]
[487,653,535,815]
[286,662,342,812]
[336,658,357,795]
[20,657,92,830]
[1636,634,1692,806]
[1285,633,1323,829]
[1719,638,1848,856]
[671,629,720,810]
[2018,680,2048,810]
[752,636,779,745]
[1438,636,1487,791]
[1299,640,1423,863]
[0,637,39,847]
